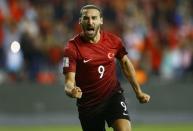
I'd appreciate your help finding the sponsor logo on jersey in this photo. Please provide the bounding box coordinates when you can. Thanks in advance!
[83,59,92,63]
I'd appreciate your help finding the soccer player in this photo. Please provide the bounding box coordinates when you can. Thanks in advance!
[63,4,150,131]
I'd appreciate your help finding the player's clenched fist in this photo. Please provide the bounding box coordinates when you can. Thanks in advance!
[65,86,82,99]
[136,92,150,104]
[71,87,82,98]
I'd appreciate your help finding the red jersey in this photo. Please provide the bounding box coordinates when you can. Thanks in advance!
[63,31,127,110]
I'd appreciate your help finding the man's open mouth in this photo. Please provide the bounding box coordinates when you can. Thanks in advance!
[86,27,95,33]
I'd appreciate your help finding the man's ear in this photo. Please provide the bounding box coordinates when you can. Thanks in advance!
[79,18,81,24]
[100,17,103,25]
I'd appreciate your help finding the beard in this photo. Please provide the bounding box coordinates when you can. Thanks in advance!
[82,24,101,39]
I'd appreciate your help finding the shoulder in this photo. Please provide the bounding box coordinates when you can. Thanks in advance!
[103,31,122,42]
[65,34,80,49]
[68,34,80,43]
[102,31,123,48]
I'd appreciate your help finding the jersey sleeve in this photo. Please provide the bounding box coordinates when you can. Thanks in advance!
[63,42,77,74]
[116,38,128,60]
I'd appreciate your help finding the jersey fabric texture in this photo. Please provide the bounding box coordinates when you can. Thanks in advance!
[63,31,128,112]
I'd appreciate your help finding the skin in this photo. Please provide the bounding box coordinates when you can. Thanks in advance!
[64,8,150,131]
[79,8,103,43]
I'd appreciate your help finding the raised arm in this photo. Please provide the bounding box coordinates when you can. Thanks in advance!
[119,55,150,103]
[64,72,82,99]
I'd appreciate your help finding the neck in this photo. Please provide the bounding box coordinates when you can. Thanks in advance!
[89,32,100,43]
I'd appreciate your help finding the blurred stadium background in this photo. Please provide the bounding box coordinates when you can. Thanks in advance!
[0,0,193,130]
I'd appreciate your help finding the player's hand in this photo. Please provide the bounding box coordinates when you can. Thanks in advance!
[136,92,150,104]
[65,86,82,99]
[71,87,82,98]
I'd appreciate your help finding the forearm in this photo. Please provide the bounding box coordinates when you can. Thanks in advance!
[120,56,150,103]
[65,81,74,93]
[121,58,142,95]
[64,72,82,98]
[64,73,76,97]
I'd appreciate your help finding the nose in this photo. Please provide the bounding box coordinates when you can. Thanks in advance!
[88,18,93,25]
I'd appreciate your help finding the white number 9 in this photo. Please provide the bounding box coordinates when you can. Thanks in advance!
[121,101,127,111]
[98,65,105,79]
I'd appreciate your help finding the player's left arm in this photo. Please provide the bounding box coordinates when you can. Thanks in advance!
[119,55,150,103]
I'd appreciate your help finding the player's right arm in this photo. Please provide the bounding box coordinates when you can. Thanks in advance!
[64,72,82,99]
[63,41,82,99]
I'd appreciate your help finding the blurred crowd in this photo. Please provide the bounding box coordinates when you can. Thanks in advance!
[0,0,192,85]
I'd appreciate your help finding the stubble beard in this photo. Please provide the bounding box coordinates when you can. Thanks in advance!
[83,25,100,40]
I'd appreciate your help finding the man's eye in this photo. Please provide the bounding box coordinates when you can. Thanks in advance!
[92,16,97,20]
[83,17,89,20]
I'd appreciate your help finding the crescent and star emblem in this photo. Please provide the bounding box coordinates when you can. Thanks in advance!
[108,53,115,59]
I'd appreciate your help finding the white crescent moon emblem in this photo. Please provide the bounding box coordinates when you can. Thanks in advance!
[108,53,114,59]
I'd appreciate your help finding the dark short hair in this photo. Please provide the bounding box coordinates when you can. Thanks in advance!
[80,4,103,17]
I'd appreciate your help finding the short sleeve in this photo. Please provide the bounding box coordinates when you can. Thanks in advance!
[63,43,77,74]
[116,39,128,60]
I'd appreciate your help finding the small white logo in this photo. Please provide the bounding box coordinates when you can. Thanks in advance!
[63,57,69,67]
[83,59,92,63]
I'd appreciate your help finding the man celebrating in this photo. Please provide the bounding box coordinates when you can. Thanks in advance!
[63,4,150,131]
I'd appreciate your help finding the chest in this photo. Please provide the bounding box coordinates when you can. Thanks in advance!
[76,43,117,67]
